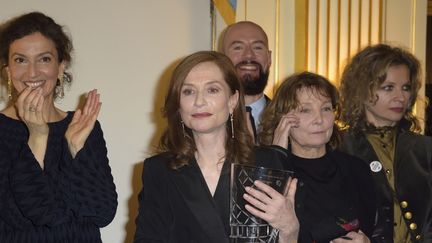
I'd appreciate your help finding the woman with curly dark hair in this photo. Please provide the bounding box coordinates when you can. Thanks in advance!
[0,12,117,242]
[339,44,432,243]
[134,51,298,243]
[260,71,376,243]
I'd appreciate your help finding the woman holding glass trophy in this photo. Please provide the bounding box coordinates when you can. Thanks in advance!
[133,51,299,243]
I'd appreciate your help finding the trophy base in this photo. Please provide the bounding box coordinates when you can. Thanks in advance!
[230,225,277,243]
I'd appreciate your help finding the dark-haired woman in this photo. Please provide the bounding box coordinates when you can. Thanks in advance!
[0,12,117,242]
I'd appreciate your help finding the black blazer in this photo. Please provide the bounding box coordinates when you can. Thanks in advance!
[133,146,288,243]
[341,129,432,242]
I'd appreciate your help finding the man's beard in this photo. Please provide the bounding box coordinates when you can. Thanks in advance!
[236,61,269,96]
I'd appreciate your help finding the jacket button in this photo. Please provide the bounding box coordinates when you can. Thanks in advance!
[400,201,408,208]
[298,181,304,187]
[404,212,412,220]
[409,223,417,230]
[415,235,421,240]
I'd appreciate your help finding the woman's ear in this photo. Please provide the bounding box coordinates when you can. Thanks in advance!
[5,65,10,77]
[228,90,239,114]
[58,61,66,76]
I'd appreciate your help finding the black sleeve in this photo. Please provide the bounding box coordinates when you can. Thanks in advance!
[423,155,432,241]
[61,121,118,227]
[134,157,173,243]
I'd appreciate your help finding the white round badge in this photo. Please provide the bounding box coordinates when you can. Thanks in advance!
[370,160,382,172]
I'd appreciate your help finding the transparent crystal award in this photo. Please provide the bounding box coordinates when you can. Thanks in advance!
[230,163,294,243]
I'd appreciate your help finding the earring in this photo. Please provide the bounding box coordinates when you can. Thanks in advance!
[230,113,235,139]
[57,73,65,98]
[7,72,12,100]
[181,120,186,137]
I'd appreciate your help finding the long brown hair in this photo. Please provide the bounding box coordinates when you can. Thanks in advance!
[259,71,341,149]
[160,51,254,169]
[339,44,422,133]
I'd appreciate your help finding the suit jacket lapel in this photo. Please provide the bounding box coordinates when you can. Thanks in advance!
[348,133,394,201]
[348,134,376,164]
[169,160,229,243]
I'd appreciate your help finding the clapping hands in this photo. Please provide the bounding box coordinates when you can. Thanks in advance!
[65,89,101,158]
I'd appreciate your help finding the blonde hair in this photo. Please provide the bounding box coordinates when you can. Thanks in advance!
[339,44,422,133]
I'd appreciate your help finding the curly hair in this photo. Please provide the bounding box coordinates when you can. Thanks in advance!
[0,12,73,99]
[339,44,421,133]
[259,71,341,149]
[160,51,254,169]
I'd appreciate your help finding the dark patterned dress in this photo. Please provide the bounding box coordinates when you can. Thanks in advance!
[0,112,117,243]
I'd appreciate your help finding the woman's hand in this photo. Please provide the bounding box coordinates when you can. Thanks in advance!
[272,114,299,149]
[65,89,101,158]
[15,86,49,167]
[16,86,49,136]
[243,178,299,243]
[331,231,370,243]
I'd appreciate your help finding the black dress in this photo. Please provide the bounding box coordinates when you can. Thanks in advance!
[0,112,117,243]
[281,149,376,243]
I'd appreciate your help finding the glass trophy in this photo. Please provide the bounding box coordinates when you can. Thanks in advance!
[230,163,294,243]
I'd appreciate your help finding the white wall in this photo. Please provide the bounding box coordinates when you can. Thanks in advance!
[0,1,211,242]
[384,0,428,123]
[1,1,429,242]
